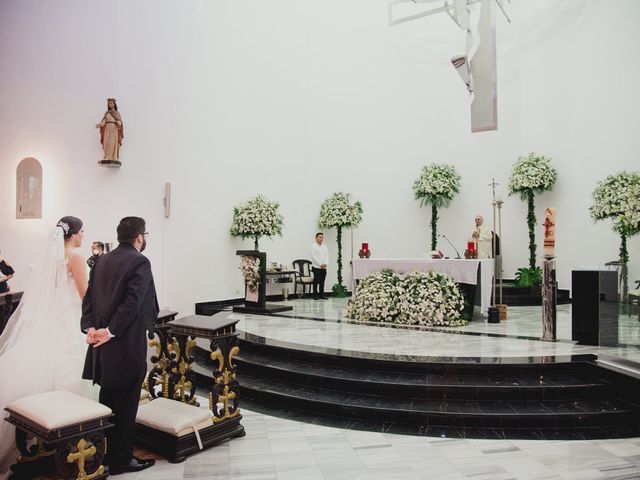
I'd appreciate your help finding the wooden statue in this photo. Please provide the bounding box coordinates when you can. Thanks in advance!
[96,98,123,167]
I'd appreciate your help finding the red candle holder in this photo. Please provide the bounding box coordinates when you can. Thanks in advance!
[464,241,477,259]
[358,242,371,259]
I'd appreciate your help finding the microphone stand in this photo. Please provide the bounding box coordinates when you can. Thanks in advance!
[441,234,461,259]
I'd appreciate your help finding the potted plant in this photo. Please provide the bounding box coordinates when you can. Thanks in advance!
[508,153,557,287]
[590,171,640,301]
[318,192,363,297]
[413,164,461,251]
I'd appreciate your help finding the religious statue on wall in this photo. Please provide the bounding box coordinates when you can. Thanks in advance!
[96,98,123,167]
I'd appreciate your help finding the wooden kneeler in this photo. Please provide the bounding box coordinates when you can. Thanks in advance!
[135,398,244,463]
[4,390,112,480]
[134,314,246,463]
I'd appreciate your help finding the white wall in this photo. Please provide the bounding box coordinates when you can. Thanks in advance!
[1,0,638,316]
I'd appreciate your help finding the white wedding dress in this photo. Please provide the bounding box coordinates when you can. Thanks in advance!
[0,228,97,475]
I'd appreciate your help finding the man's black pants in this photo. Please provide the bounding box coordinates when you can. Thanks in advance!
[312,267,327,297]
[99,367,146,466]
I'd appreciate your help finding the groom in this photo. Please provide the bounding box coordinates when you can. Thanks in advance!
[81,217,158,475]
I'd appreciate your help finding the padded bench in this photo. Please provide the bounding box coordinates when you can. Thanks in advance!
[135,397,244,463]
[4,390,112,480]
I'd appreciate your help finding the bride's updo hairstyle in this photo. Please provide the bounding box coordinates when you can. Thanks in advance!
[57,216,83,240]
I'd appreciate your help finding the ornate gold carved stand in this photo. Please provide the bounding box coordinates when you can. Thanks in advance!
[135,314,245,462]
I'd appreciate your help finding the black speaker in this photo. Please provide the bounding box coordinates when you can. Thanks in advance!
[571,270,618,346]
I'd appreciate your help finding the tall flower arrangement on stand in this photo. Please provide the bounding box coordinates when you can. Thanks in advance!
[318,192,363,297]
[413,164,461,251]
[230,195,284,250]
[590,171,640,302]
[508,153,557,286]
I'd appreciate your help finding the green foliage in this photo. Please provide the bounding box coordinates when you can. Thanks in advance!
[332,283,349,298]
[513,267,542,288]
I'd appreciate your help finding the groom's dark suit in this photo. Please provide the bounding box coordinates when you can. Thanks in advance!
[81,243,158,465]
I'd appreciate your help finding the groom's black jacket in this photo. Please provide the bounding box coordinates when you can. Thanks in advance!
[81,243,158,388]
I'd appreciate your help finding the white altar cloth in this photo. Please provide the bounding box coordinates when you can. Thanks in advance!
[352,258,494,315]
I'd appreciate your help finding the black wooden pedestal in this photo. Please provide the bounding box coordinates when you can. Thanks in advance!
[135,314,245,462]
[572,269,619,346]
[232,250,292,315]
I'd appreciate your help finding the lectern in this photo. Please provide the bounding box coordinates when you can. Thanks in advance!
[232,250,292,314]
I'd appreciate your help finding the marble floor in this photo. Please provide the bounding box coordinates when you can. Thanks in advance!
[116,403,640,480]
[233,298,640,364]
[110,300,640,479]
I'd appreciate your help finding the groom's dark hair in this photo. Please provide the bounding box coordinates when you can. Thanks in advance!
[117,216,146,244]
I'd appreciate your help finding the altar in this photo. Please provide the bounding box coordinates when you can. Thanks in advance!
[352,258,494,315]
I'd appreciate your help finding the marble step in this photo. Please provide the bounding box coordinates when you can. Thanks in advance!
[237,397,640,440]
[232,371,637,430]
[229,336,598,375]
[230,349,611,401]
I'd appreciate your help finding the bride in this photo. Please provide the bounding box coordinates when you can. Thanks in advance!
[0,216,96,474]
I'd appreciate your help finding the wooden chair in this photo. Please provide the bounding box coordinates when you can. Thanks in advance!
[292,259,314,297]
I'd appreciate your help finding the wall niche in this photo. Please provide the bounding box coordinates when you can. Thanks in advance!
[16,157,42,219]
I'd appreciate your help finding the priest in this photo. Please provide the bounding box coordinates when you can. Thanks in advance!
[470,215,493,259]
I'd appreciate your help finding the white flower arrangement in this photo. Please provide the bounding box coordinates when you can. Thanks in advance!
[239,255,261,293]
[590,171,640,235]
[230,195,284,249]
[318,192,363,228]
[508,153,557,197]
[347,269,466,327]
[413,164,461,207]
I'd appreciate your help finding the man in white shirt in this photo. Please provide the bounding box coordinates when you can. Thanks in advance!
[310,232,329,300]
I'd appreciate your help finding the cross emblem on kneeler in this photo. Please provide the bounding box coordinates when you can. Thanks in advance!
[65,438,105,480]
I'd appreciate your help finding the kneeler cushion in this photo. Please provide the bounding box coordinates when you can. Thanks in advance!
[136,398,212,436]
[6,390,112,430]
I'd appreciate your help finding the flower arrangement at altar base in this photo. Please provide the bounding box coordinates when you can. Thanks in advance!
[590,170,640,301]
[347,269,466,327]
[318,192,363,297]
[413,163,461,251]
[230,195,284,250]
[508,152,557,286]
[239,255,261,293]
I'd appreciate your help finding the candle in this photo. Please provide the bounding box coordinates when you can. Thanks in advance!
[467,241,475,252]
[361,243,369,252]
